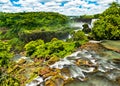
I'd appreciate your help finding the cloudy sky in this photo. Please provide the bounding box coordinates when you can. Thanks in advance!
[0,0,119,16]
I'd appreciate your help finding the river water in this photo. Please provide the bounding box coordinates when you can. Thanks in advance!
[26,49,120,86]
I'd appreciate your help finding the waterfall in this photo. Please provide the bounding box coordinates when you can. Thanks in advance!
[91,19,98,28]
[26,50,120,86]
[71,22,91,29]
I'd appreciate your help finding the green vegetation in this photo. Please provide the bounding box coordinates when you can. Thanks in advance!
[80,14,100,19]
[0,41,18,86]
[92,2,120,40]
[0,73,20,86]
[0,12,68,29]
[8,38,25,52]
[18,27,71,42]
[0,40,13,67]
[25,38,76,59]
[80,15,94,19]
[0,2,120,85]
[82,23,91,34]
[0,12,69,40]
[68,30,88,47]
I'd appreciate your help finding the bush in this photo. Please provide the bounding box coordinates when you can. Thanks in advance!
[8,38,25,52]
[0,40,13,67]
[68,30,88,46]
[24,39,75,59]
[92,2,120,40]
[82,23,91,34]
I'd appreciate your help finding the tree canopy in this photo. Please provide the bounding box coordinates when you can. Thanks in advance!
[0,12,69,40]
[92,2,120,40]
[0,12,69,28]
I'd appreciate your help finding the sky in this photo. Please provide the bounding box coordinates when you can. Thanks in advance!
[0,0,119,16]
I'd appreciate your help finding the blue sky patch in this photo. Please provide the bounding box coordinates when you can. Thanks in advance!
[10,0,21,7]
[60,1,68,6]
[41,2,45,5]
[88,1,99,5]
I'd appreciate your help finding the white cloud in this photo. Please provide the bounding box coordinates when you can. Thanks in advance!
[0,0,9,3]
[45,1,61,7]
[0,0,118,16]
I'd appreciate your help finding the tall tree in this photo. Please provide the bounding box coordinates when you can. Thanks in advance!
[92,2,120,40]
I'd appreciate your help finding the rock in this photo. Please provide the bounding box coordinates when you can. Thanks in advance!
[47,56,60,65]
[80,42,104,54]
[76,59,91,66]
[38,67,51,76]
[45,73,65,86]
[112,58,120,64]
[17,59,26,64]
[101,40,120,53]
[43,71,58,78]
[61,68,71,78]
[45,80,56,86]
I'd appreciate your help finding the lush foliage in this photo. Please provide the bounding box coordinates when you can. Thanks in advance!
[18,28,71,43]
[1,3,120,85]
[92,2,120,40]
[0,40,13,67]
[8,38,25,52]
[25,38,76,58]
[67,30,88,47]
[0,73,20,86]
[0,12,68,28]
[0,12,69,39]
[82,23,91,33]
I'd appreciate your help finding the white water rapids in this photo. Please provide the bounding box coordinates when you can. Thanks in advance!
[26,49,120,86]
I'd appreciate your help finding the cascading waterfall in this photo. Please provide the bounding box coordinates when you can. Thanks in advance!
[91,19,98,28]
[26,49,120,86]
[67,19,97,40]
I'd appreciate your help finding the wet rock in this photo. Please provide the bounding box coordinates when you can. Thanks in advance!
[38,67,51,76]
[34,58,44,63]
[45,74,65,86]
[26,49,120,86]
[47,56,60,65]
[43,71,59,78]
[80,42,104,54]
[112,58,120,64]
[116,77,120,85]
[45,80,56,86]
[76,59,91,66]
[101,40,120,53]
[61,68,71,78]
[18,59,26,64]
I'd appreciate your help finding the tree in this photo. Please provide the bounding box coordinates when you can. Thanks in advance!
[82,23,91,34]
[70,30,88,42]
[92,2,120,40]
[68,30,88,47]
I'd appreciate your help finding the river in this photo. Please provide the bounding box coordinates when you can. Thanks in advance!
[26,41,120,86]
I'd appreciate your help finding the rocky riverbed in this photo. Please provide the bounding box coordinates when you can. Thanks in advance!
[8,40,120,86]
